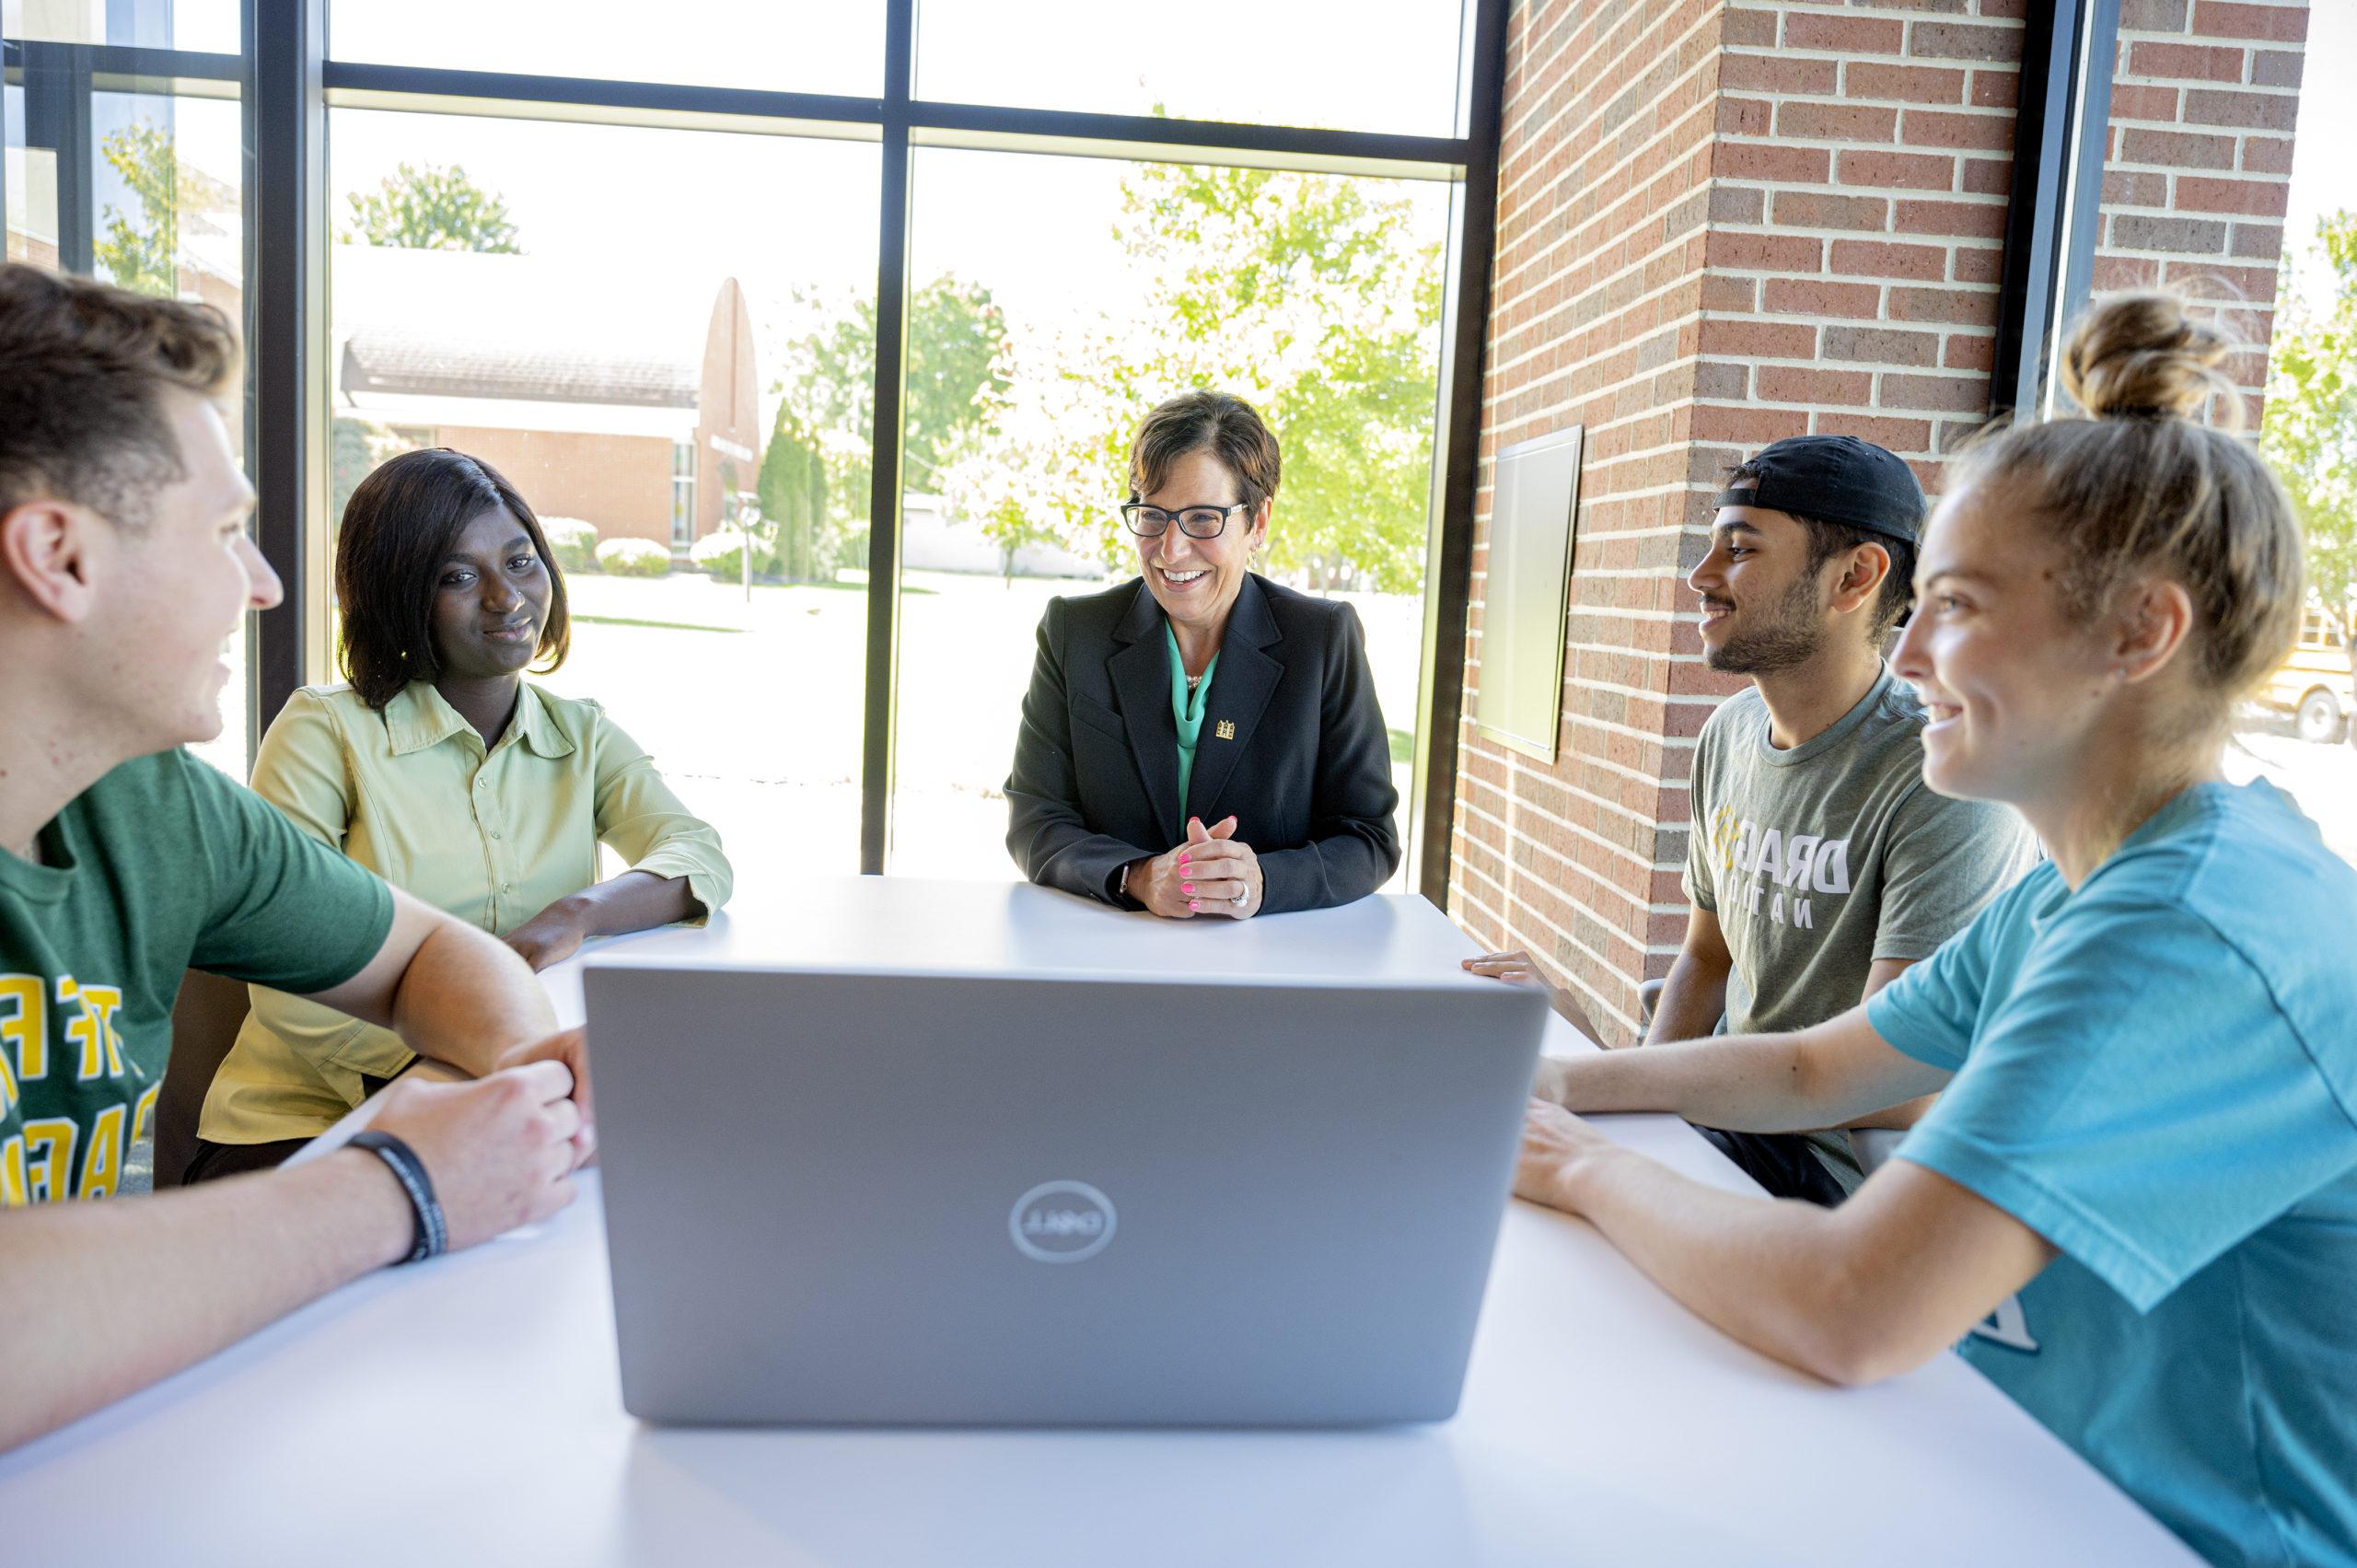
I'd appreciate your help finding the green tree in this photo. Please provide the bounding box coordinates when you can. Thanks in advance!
[772,275,1014,555]
[92,122,233,298]
[1111,163,1443,594]
[340,162,522,253]
[939,163,1445,594]
[93,122,179,295]
[756,409,834,581]
[2264,210,2357,607]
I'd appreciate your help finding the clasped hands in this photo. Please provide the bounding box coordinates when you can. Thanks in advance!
[1130,814,1261,920]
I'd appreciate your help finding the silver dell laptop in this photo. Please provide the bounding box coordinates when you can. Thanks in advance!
[582,960,1548,1427]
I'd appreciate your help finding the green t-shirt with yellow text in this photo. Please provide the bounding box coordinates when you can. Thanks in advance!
[0,750,392,1203]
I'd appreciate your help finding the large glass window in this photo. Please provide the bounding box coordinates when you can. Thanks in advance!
[4,0,238,50]
[327,0,886,98]
[887,145,1448,884]
[328,110,880,875]
[914,0,1468,138]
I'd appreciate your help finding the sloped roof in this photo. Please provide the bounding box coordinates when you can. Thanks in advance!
[333,245,709,409]
[341,328,696,408]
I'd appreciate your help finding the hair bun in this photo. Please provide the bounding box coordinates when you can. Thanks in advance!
[2058,291,2240,429]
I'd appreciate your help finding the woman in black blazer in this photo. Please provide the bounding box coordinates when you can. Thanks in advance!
[1005,391,1399,918]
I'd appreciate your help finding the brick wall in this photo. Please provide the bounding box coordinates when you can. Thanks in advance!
[1451,0,1725,1041]
[2095,0,2307,422]
[1449,0,2310,1045]
[436,426,676,546]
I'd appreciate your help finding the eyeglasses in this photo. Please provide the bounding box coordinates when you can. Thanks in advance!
[1120,501,1248,540]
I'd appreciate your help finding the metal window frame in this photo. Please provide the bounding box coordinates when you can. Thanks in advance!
[46,0,1504,898]
[1991,0,2121,420]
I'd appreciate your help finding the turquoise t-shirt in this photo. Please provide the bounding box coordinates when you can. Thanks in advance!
[1866,780,2357,1568]
[1166,622,1218,817]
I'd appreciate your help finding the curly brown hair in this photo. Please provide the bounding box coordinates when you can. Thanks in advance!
[0,263,240,531]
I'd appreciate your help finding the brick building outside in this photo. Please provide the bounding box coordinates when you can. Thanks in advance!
[334,246,764,552]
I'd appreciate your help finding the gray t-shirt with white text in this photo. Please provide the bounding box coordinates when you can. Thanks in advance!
[1682,668,2038,1188]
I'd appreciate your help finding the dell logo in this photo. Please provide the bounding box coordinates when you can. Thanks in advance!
[1009,1180,1117,1263]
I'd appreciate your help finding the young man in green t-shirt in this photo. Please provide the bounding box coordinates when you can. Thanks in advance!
[0,263,594,1450]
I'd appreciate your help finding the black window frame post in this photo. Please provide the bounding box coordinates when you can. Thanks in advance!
[245,0,331,752]
[1992,0,2122,421]
[860,0,916,876]
[1415,0,1506,905]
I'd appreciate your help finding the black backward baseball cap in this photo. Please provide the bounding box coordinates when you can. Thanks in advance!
[1713,434,1925,545]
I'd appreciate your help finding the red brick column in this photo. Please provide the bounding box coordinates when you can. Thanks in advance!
[2096,0,2308,423]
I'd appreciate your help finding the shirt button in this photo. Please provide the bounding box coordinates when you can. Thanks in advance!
[491,830,503,840]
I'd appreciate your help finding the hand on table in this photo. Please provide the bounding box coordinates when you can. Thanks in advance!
[366,1059,584,1253]
[1515,1098,1612,1216]
[1461,948,1603,1044]
[1129,816,1262,920]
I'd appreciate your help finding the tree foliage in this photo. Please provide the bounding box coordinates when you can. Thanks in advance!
[755,409,834,581]
[2263,210,2357,607]
[94,123,179,296]
[937,162,1444,593]
[769,275,1014,569]
[93,122,233,298]
[340,162,522,253]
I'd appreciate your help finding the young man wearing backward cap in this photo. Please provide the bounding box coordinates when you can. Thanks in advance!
[1471,434,2038,1203]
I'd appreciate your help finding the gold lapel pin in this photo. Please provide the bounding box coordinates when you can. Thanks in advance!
[1215,720,1237,740]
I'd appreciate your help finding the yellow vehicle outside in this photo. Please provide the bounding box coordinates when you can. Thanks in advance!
[2258,605,2357,745]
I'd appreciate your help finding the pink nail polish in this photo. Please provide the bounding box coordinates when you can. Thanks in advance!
[1181,882,1194,894]
[1188,900,1199,911]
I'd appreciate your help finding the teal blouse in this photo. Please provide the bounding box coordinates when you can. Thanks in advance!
[1167,622,1219,817]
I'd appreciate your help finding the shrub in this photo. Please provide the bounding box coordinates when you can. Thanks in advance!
[595,538,671,578]
[541,517,599,574]
[689,528,759,579]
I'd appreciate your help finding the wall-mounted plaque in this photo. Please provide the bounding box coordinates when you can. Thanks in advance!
[1473,424,1583,762]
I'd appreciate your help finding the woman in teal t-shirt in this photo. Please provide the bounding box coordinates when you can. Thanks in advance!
[1509,292,2357,1567]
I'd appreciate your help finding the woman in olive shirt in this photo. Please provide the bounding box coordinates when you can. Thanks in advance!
[188,449,732,1178]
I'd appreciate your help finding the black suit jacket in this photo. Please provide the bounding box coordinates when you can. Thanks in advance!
[1005,573,1400,913]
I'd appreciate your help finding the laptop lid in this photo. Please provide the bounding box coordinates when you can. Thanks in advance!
[586,963,1547,1428]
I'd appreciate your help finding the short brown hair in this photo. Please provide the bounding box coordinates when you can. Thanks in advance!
[1948,291,2303,733]
[0,263,240,530]
[1128,390,1283,511]
[336,447,572,709]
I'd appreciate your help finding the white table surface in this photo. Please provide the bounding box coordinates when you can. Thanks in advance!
[1,880,2194,1565]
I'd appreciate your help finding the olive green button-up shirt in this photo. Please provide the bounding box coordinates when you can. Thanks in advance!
[198,679,732,1144]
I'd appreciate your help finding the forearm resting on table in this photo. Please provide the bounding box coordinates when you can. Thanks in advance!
[1555,1013,1949,1134]
[0,1151,408,1451]
[389,920,555,1076]
[551,867,702,936]
[1540,1142,2048,1386]
[308,894,556,1080]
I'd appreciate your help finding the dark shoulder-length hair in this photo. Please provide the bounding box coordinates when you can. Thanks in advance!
[336,447,572,710]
